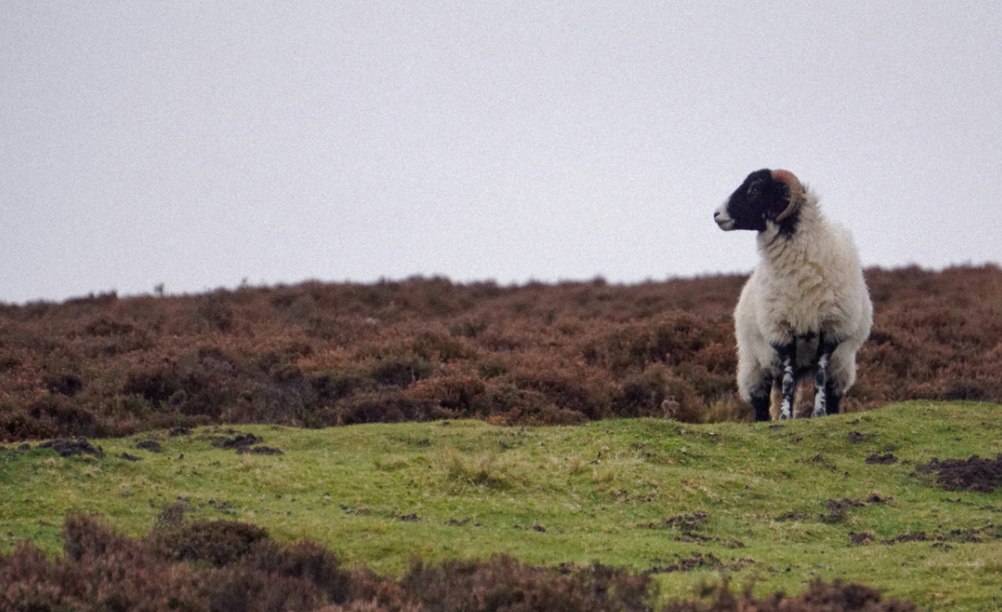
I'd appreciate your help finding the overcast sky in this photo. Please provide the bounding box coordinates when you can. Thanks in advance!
[3,2,1001,303]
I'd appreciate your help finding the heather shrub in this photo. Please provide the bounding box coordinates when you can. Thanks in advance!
[196,293,236,332]
[407,374,487,416]
[411,329,477,361]
[42,372,84,397]
[151,518,270,567]
[1,266,1001,439]
[510,367,612,421]
[62,511,135,561]
[311,371,370,404]
[397,555,653,612]
[1,410,58,440]
[123,369,183,404]
[249,539,354,604]
[0,514,921,612]
[473,380,584,425]
[331,391,444,425]
[27,396,105,438]
[612,364,704,422]
[370,355,434,388]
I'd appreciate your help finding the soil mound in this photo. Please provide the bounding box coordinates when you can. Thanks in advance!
[916,454,1002,492]
[866,453,898,464]
[37,438,104,458]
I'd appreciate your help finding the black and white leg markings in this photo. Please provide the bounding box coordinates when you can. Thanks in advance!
[812,334,840,417]
[773,339,797,420]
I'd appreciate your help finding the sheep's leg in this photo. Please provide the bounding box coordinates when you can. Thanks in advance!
[824,380,843,416]
[750,378,772,422]
[773,339,797,420]
[812,334,840,417]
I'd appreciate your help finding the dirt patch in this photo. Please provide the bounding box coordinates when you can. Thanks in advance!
[671,532,746,549]
[894,524,1002,544]
[775,511,807,521]
[662,510,709,531]
[847,431,870,443]
[135,440,163,453]
[850,523,1002,546]
[119,452,143,462]
[916,454,1002,492]
[209,432,262,450]
[822,494,892,523]
[798,453,837,470]
[822,498,865,523]
[641,511,743,548]
[866,453,898,464]
[646,552,722,574]
[38,438,104,458]
[339,504,372,516]
[863,492,893,504]
[235,445,284,455]
[645,553,753,574]
[883,532,932,544]
[206,433,284,455]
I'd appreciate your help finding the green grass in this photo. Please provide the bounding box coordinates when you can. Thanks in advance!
[3,401,1002,609]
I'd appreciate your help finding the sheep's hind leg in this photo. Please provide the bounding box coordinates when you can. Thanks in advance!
[773,339,797,420]
[749,375,773,422]
[812,334,840,417]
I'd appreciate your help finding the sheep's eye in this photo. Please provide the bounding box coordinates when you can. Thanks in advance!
[747,182,762,197]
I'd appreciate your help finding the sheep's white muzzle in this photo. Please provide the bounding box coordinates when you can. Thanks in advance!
[713,206,734,231]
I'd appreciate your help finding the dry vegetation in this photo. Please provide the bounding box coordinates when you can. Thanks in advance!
[2,511,918,612]
[1,265,1001,442]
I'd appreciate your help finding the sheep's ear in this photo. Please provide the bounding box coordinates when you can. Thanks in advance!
[771,170,803,222]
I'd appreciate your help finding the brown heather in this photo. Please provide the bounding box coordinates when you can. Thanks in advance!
[0,512,917,611]
[1,265,1000,442]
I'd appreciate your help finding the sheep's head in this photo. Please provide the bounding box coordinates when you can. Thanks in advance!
[714,169,804,232]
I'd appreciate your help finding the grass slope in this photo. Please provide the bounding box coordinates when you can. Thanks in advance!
[3,401,1001,609]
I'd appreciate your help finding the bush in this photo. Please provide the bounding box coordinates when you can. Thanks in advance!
[1,514,920,612]
[612,365,703,422]
[149,504,270,567]
[1,266,1001,440]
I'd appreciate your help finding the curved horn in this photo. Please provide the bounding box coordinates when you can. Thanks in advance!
[771,169,803,222]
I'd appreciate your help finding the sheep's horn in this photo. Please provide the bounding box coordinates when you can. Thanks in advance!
[771,169,803,222]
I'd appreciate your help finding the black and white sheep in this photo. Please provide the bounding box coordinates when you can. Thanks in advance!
[713,169,872,421]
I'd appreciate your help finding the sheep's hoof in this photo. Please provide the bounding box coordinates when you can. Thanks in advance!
[811,407,827,418]
[779,411,792,421]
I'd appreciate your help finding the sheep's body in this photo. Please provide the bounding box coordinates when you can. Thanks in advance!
[714,169,872,421]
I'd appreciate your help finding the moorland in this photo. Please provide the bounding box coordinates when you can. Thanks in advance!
[2,265,1001,611]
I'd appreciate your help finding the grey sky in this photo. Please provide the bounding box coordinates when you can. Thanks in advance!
[3,2,1001,303]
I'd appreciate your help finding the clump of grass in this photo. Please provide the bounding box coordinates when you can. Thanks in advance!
[437,447,526,491]
[373,456,411,472]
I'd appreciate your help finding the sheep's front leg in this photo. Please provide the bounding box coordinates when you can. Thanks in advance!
[773,339,797,420]
[812,334,840,417]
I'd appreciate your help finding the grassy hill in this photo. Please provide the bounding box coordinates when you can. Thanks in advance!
[4,401,1000,609]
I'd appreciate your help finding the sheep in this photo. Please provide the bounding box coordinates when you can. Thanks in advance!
[713,169,872,421]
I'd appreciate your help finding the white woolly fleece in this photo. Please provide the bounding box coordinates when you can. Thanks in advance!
[734,190,873,402]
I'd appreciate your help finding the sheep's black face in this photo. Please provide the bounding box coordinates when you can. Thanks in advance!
[714,169,792,232]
